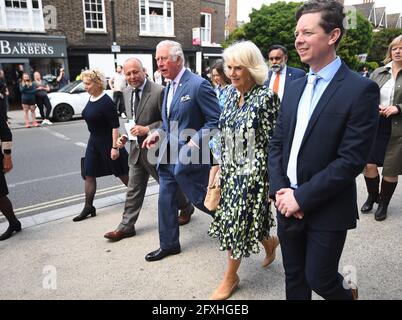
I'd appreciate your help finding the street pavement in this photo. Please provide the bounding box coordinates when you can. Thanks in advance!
[0,174,401,300]
[2,110,402,300]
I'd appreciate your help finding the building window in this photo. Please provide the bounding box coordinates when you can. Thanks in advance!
[201,12,211,45]
[0,0,44,31]
[139,0,174,36]
[82,0,106,32]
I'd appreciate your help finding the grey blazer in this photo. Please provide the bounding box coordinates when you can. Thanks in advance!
[123,80,164,165]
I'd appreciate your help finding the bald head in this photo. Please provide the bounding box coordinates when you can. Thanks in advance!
[123,58,146,88]
[123,57,144,70]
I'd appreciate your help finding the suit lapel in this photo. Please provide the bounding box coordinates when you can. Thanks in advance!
[123,87,132,118]
[135,80,151,120]
[300,63,348,148]
[267,70,273,84]
[169,69,191,119]
[288,78,307,148]
[162,83,169,122]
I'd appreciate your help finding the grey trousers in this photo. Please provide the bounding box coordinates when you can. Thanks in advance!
[119,149,190,229]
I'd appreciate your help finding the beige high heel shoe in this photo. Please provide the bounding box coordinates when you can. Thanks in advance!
[262,235,280,268]
[209,275,240,300]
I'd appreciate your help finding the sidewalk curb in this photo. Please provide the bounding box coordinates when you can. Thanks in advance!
[0,184,159,230]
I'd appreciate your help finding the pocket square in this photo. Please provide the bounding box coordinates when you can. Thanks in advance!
[181,95,191,102]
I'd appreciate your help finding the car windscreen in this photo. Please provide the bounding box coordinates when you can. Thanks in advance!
[58,81,81,93]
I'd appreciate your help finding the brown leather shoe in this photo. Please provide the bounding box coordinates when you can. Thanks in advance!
[104,227,136,241]
[178,204,194,226]
[351,287,358,300]
[178,213,192,226]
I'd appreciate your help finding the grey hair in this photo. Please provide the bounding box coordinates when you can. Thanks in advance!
[156,40,185,66]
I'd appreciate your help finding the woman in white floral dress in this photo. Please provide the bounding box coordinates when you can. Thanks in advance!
[208,41,280,300]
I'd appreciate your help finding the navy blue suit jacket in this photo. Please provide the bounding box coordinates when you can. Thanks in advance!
[268,62,379,231]
[264,66,306,90]
[157,69,221,175]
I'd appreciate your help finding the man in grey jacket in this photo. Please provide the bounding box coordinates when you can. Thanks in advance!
[104,58,193,241]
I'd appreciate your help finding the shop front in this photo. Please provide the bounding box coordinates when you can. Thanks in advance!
[0,33,68,107]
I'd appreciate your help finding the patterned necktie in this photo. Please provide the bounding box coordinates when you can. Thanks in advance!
[166,81,175,118]
[287,74,319,187]
[131,88,141,120]
[273,71,280,94]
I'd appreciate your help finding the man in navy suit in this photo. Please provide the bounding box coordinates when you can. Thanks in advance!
[265,45,305,101]
[143,40,221,261]
[268,0,379,299]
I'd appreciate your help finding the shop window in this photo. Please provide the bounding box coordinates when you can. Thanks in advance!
[0,0,44,31]
[82,0,106,32]
[139,0,174,36]
[201,12,211,45]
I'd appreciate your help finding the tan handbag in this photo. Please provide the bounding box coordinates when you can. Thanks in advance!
[204,171,221,211]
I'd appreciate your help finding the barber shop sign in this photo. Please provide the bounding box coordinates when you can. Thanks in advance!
[0,36,66,58]
[0,40,55,56]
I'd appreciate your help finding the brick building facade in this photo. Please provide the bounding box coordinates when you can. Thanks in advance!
[1,0,225,85]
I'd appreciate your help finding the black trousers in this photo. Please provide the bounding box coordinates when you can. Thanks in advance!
[36,94,52,119]
[277,213,354,300]
[113,91,125,115]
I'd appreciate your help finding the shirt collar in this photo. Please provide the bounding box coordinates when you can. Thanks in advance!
[131,78,147,91]
[385,62,393,73]
[172,67,186,85]
[280,65,287,75]
[310,56,341,82]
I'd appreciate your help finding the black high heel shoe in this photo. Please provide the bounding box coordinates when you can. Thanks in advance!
[73,206,96,222]
[0,220,22,241]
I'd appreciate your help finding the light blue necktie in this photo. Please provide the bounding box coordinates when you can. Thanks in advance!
[287,74,319,188]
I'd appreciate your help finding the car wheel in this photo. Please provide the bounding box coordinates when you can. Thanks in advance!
[53,103,74,122]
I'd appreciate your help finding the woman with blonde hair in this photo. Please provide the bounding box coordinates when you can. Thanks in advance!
[73,69,129,222]
[361,35,402,221]
[208,41,280,300]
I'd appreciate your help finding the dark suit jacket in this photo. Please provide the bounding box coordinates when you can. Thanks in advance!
[268,62,379,231]
[157,69,221,175]
[264,66,306,92]
[123,80,164,165]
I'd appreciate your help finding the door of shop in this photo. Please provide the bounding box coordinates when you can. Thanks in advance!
[0,58,30,109]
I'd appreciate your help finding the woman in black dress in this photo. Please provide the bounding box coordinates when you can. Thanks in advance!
[73,69,129,222]
[0,102,21,241]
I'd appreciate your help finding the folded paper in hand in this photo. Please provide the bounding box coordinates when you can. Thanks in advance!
[124,120,138,141]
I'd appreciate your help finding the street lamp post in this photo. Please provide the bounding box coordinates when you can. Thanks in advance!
[110,0,117,69]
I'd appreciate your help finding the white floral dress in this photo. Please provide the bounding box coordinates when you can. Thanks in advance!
[208,85,279,259]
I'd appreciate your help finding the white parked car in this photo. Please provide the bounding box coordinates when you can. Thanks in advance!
[42,80,113,122]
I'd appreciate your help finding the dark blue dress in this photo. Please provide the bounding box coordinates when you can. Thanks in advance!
[82,93,129,177]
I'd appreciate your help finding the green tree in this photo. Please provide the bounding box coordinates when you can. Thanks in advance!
[367,28,402,66]
[223,24,246,48]
[224,1,374,71]
[337,12,373,70]
[224,1,304,69]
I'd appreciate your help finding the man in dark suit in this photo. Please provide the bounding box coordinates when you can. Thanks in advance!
[143,40,221,261]
[268,0,379,300]
[104,58,193,241]
[265,45,305,101]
